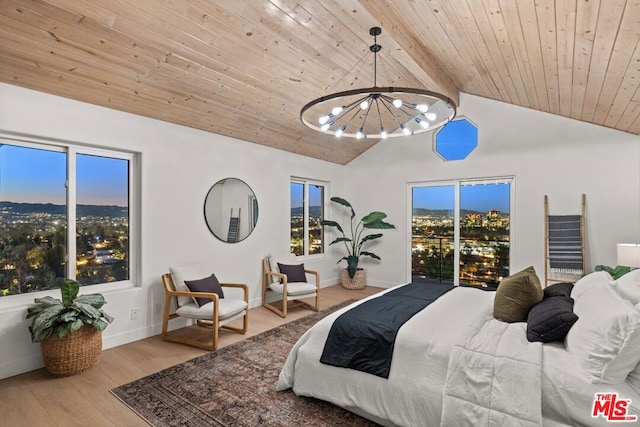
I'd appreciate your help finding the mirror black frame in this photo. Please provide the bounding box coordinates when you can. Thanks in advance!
[204,178,258,243]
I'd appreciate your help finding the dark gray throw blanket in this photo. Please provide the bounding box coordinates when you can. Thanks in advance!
[320,282,453,378]
[547,214,583,270]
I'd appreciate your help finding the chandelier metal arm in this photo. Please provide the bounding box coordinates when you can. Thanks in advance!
[375,97,383,129]
[301,87,455,119]
[342,104,366,130]
[333,93,373,122]
[300,86,456,138]
[359,99,373,137]
[378,96,406,130]
[379,94,421,121]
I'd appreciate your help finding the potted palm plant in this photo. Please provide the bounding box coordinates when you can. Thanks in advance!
[321,197,395,289]
[26,279,113,377]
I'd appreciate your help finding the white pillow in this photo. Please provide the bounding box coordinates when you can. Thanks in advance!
[570,270,614,301]
[169,262,207,306]
[616,269,640,305]
[627,300,640,395]
[565,277,640,384]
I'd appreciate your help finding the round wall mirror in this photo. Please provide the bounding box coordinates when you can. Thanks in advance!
[204,178,258,243]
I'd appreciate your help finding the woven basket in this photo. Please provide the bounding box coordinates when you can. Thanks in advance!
[40,324,102,377]
[340,269,366,290]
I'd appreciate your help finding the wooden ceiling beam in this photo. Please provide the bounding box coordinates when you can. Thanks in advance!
[355,0,460,107]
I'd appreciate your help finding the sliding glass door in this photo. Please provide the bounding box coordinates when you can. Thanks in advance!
[412,185,456,283]
[411,179,512,288]
[459,181,511,287]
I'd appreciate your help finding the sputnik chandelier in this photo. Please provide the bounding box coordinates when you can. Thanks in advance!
[300,27,457,139]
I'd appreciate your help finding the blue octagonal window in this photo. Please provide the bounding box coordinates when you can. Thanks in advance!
[434,117,478,161]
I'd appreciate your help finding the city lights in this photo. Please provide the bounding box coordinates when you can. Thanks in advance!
[412,209,509,287]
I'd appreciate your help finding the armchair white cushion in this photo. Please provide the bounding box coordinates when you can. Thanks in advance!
[269,281,318,296]
[176,297,247,321]
[262,255,319,317]
[161,272,248,350]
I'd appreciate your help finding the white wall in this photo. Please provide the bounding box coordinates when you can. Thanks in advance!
[344,93,640,287]
[0,83,345,379]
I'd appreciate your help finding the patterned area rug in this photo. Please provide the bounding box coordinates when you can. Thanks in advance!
[111,300,379,426]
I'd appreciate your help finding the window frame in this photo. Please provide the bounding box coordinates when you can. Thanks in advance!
[407,176,514,286]
[0,133,139,306]
[290,177,327,258]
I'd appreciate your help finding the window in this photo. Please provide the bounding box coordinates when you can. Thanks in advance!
[0,138,134,297]
[411,178,512,288]
[290,179,325,256]
[76,154,130,285]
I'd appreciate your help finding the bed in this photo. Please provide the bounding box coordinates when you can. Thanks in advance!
[277,269,640,426]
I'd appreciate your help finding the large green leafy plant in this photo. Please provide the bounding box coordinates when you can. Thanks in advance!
[26,279,114,343]
[321,197,395,278]
[595,264,631,280]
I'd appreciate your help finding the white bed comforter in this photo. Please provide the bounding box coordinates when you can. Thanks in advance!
[277,286,500,426]
[277,285,640,426]
[441,317,543,426]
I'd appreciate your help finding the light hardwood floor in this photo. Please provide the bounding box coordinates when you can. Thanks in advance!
[0,284,382,427]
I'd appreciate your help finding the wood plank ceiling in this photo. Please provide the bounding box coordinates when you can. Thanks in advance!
[1,0,639,165]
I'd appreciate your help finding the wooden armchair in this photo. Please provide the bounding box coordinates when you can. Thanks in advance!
[262,256,319,318]
[161,273,248,351]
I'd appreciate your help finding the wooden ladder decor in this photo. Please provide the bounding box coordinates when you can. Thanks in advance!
[227,207,241,242]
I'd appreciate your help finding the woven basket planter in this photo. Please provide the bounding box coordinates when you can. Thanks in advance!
[40,324,102,377]
[340,269,366,290]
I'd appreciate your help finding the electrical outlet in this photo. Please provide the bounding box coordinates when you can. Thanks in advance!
[130,307,139,320]
[154,302,161,314]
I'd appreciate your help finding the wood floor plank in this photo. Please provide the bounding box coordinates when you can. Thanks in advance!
[0,284,382,426]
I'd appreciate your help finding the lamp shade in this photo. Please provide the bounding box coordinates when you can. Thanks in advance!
[617,243,640,268]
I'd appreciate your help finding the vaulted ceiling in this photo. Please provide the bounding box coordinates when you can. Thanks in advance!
[1,0,639,164]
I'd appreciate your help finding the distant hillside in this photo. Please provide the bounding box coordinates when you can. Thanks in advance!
[290,206,504,218]
[413,208,454,217]
[413,208,506,216]
[0,201,128,218]
[290,206,323,217]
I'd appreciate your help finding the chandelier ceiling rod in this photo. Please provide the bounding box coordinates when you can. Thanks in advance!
[370,26,381,87]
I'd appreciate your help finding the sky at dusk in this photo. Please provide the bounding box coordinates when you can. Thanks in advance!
[3,139,506,213]
[291,182,323,209]
[0,143,129,207]
[413,182,510,213]
[290,181,510,213]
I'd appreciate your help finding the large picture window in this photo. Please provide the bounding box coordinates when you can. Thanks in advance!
[411,178,512,288]
[0,138,134,297]
[290,179,325,256]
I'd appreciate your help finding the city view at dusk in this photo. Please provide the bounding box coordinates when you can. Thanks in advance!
[412,183,511,287]
[290,182,324,256]
[288,181,511,288]
[0,143,129,297]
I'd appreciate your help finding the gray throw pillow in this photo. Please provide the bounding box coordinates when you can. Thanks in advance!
[184,274,224,307]
[543,282,574,299]
[527,295,578,342]
[277,263,307,283]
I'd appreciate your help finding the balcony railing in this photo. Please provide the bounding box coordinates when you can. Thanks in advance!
[412,235,509,288]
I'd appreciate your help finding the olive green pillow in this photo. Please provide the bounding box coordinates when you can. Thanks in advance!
[493,266,543,323]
